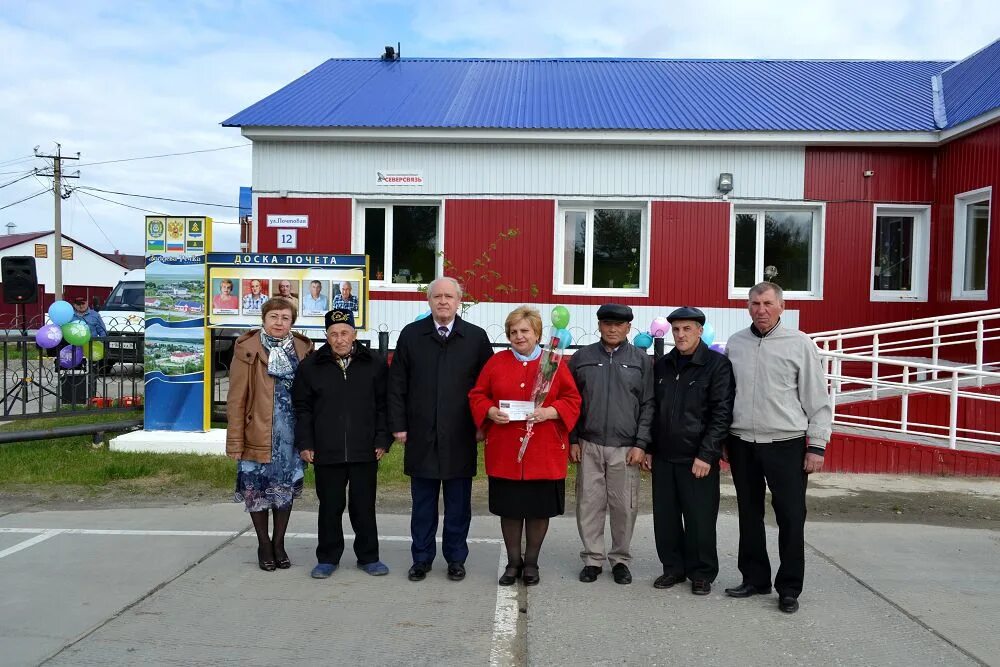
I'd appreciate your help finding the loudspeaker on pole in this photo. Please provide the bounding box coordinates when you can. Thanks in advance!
[1,256,39,304]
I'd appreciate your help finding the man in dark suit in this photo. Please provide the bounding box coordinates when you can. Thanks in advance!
[388,277,493,582]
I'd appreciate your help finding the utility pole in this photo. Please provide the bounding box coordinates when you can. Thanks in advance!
[35,144,80,299]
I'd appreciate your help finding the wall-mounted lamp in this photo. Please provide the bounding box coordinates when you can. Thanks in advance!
[718,172,734,194]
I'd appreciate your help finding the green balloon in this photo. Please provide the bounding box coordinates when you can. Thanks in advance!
[551,305,570,329]
[62,321,92,346]
[88,340,105,361]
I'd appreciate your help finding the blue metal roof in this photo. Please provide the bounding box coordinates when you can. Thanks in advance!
[938,38,1000,128]
[223,57,965,133]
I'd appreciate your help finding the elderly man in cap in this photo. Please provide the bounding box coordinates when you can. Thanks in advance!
[724,282,831,613]
[568,303,654,585]
[71,296,107,338]
[645,307,734,595]
[293,308,391,578]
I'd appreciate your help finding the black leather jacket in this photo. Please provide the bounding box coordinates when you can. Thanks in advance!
[650,342,735,464]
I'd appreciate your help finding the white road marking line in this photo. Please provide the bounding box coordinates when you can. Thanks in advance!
[0,529,63,559]
[0,527,501,543]
[489,543,520,667]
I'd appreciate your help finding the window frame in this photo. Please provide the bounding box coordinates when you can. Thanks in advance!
[552,200,650,297]
[727,201,826,300]
[869,204,930,302]
[353,199,445,292]
[951,186,992,301]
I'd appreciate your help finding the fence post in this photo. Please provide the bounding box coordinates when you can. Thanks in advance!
[931,322,940,381]
[901,366,910,433]
[835,336,843,394]
[654,336,665,361]
[976,319,984,388]
[948,373,959,450]
[378,330,389,357]
[871,333,880,401]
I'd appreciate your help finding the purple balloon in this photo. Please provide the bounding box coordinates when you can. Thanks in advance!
[709,342,726,353]
[650,316,670,338]
[59,345,84,369]
[35,323,63,349]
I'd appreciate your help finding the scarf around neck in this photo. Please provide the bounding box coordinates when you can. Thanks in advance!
[260,330,296,379]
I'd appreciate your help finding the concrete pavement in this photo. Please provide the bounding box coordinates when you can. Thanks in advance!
[0,503,995,666]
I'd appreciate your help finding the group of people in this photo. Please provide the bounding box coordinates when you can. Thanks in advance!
[225,277,831,614]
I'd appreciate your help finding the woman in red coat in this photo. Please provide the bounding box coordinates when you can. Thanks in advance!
[469,306,581,586]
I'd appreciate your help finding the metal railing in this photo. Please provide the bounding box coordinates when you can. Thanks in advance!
[810,309,1000,451]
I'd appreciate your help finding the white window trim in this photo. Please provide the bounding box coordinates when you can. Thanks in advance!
[870,204,930,302]
[727,201,826,300]
[353,199,445,292]
[552,200,650,297]
[951,186,992,301]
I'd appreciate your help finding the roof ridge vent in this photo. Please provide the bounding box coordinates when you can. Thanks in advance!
[931,73,948,129]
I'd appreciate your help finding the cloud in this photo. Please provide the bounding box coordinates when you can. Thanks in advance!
[2,0,998,259]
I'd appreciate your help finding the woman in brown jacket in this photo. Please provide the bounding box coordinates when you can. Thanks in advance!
[227,297,313,571]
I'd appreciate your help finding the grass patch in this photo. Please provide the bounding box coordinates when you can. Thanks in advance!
[0,410,143,432]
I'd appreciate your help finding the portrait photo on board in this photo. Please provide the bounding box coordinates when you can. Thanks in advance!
[300,279,330,316]
[241,278,269,315]
[332,279,360,313]
[211,277,240,315]
[271,277,299,309]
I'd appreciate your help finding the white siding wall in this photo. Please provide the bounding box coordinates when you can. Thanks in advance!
[0,238,128,289]
[252,141,805,200]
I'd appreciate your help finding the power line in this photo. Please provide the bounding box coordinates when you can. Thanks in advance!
[72,144,251,168]
[0,155,36,168]
[74,189,167,214]
[0,172,36,190]
[0,187,52,211]
[72,190,118,252]
[75,185,241,209]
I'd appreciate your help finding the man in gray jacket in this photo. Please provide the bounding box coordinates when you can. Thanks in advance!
[724,282,831,614]
[569,304,654,585]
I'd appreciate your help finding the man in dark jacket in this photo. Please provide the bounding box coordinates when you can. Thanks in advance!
[646,307,735,595]
[388,277,493,582]
[569,303,654,585]
[293,308,392,579]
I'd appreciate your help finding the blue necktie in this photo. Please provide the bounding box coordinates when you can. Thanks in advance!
[438,325,448,339]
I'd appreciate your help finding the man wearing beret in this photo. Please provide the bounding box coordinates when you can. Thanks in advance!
[724,282,831,613]
[569,303,654,585]
[645,307,734,595]
[293,308,392,578]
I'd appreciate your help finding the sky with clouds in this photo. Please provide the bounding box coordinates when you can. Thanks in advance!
[1,0,998,256]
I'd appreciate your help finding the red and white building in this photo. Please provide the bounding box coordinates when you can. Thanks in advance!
[223,40,1000,348]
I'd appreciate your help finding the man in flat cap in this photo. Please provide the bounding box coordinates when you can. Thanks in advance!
[569,303,654,585]
[645,307,734,595]
[293,308,392,578]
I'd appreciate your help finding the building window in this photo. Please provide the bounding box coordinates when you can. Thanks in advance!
[952,187,992,300]
[730,205,824,298]
[357,203,441,287]
[871,205,930,302]
[61,245,73,260]
[555,204,647,293]
[34,244,47,258]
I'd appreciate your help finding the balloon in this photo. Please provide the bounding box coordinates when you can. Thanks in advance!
[633,332,653,350]
[414,310,431,321]
[650,316,670,337]
[35,323,63,349]
[62,321,92,346]
[48,300,74,326]
[709,342,726,353]
[550,305,570,329]
[701,322,716,347]
[88,340,105,361]
[59,345,84,369]
[554,328,573,349]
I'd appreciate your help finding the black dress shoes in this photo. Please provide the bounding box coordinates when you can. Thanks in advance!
[447,561,466,581]
[653,573,686,589]
[691,580,712,595]
[612,563,632,585]
[579,565,602,583]
[408,562,432,582]
[522,563,540,586]
[779,596,800,613]
[724,582,773,598]
[498,562,522,586]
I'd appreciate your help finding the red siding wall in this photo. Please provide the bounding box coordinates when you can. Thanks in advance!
[825,432,1000,476]
[256,197,352,255]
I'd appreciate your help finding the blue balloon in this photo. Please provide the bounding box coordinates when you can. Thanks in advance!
[414,310,431,321]
[48,300,74,326]
[633,332,653,350]
[555,328,572,349]
[701,322,716,347]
